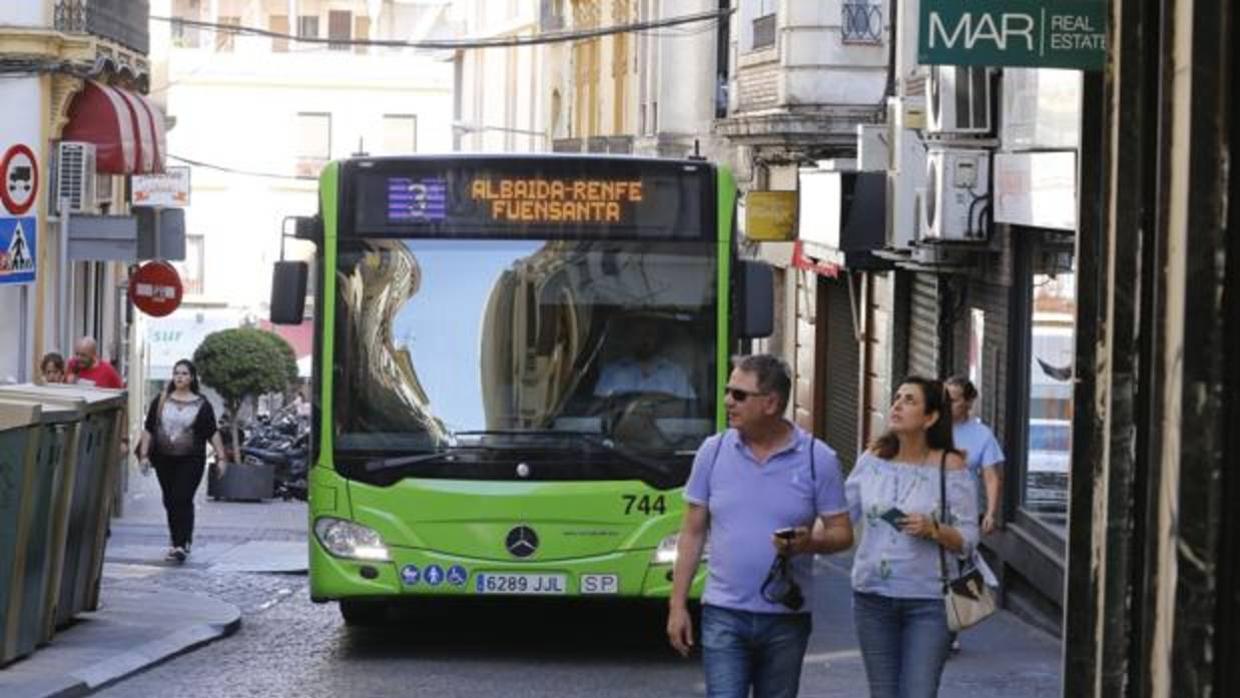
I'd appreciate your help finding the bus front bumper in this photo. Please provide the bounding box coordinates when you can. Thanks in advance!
[308,538,706,602]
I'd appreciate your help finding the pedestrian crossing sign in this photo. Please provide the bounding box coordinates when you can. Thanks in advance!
[0,216,36,285]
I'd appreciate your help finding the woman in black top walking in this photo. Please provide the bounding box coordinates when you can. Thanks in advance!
[136,359,231,562]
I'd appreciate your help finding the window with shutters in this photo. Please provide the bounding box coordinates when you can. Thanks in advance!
[297,15,319,39]
[328,11,352,50]
[744,0,777,52]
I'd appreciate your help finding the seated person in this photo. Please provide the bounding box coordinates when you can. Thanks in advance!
[593,318,695,400]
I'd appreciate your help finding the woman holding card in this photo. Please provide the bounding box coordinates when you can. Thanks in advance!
[844,376,979,698]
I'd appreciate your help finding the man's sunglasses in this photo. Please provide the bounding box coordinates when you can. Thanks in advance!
[725,386,768,402]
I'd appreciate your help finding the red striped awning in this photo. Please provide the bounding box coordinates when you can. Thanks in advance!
[62,81,167,175]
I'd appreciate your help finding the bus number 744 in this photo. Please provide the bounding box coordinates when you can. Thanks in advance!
[621,494,666,516]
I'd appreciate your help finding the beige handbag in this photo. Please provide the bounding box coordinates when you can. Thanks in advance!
[938,453,998,632]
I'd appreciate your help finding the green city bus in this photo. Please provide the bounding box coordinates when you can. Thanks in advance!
[270,155,772,624]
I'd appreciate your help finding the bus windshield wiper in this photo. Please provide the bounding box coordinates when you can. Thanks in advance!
[452,429,669,478]
[359,448,498,476]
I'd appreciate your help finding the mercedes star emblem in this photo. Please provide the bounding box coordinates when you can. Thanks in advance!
[505,525,539,558]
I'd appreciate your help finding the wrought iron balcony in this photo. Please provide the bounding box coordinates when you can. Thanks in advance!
[55,0,151,55]
[841,1,883,45]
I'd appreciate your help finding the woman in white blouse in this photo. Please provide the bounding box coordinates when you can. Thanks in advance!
[845,376,978,698]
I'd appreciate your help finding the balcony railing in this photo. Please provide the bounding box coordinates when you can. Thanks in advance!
[55,0,151,54]
[841,2,883,45]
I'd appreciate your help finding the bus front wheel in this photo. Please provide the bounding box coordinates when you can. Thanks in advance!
[339,599,388,626]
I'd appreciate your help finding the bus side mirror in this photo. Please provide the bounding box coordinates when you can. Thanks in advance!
[734,260,774,339]
[270,261,308,324]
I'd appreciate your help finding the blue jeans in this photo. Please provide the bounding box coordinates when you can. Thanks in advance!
[853,592,951,698]
[700,604,812,698]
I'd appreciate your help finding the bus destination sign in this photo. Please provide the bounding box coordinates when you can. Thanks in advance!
[469,178,645,224]
[355,159,708,239]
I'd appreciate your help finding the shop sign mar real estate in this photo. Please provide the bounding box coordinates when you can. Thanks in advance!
[919,0,1107,71]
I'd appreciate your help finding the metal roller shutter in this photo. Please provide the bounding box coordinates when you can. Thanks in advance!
[822,276,861,469]
[908,273,942,379]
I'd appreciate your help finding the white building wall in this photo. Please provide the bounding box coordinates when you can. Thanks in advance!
[645,0,724,159]
[779,0,887,105]
[154,0,453,312]
[452,0,545,153]
[0,75,43,382]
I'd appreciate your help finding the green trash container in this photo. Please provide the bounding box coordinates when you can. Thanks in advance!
[0,396,76,664]
[0,388,86,646]
[0,400,44,665]
[0,385,125,627]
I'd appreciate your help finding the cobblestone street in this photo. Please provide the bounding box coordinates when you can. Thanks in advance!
[71,475,1062,698]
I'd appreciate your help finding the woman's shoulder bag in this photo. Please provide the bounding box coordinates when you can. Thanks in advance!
[939,451,998,632]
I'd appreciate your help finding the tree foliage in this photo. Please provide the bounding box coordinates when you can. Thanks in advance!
[255,328,299,388]
[193,328,298,451]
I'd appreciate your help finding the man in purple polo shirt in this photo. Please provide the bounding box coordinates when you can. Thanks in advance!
[667,354,854,697]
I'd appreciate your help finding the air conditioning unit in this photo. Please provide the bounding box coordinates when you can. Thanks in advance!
[920,147,991,242]
[55,141,97,214]
[926,66,992,135]
[884,126,927,251]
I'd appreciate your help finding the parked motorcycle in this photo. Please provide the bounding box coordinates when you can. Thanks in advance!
[248,404,310,501]
[214,403,310,501]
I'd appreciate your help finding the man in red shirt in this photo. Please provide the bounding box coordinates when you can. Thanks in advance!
[67,336,125,389]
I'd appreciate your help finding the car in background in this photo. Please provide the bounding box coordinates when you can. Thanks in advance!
[1025,418,1071,522]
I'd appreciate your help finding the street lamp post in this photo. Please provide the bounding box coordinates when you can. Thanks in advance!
[452,121,548,151]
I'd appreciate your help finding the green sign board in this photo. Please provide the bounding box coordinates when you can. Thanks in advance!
[919,0,1107,71]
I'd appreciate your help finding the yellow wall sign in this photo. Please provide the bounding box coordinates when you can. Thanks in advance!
[745,191,798,241]
[471,178,644,223]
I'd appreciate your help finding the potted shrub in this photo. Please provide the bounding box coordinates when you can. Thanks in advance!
[194,328,297,501]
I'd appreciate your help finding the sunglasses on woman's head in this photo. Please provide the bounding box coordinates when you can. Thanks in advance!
[725,386,767,402]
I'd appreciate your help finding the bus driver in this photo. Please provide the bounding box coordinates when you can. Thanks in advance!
[593,317,695,400]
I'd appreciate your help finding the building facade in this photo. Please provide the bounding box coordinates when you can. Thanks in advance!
[0,0,157,440]
[714,0,1082,632]
[450,0,546,153]
[716,0,889,476]
[146,0,454,374]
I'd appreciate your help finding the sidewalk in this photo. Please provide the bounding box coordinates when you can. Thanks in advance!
[799,554,1063,697]
[0,473,307,698]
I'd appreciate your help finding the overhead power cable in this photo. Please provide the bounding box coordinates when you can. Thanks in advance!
[168,154,316,181]
[149,7,733,50]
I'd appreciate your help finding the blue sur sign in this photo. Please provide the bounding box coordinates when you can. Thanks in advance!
[0,217,36,285]
[919,0,1107,71]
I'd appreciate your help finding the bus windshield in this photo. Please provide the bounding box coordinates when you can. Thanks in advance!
[332,237,718,459]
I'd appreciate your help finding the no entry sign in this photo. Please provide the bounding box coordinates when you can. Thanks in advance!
[129,260,184,317]
[1,144,39,215]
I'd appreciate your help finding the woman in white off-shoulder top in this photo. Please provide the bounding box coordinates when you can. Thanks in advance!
[845,376,978,698]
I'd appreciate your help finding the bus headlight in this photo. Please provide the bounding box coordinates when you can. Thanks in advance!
[314,517,391,561]
[653,534,709,565]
